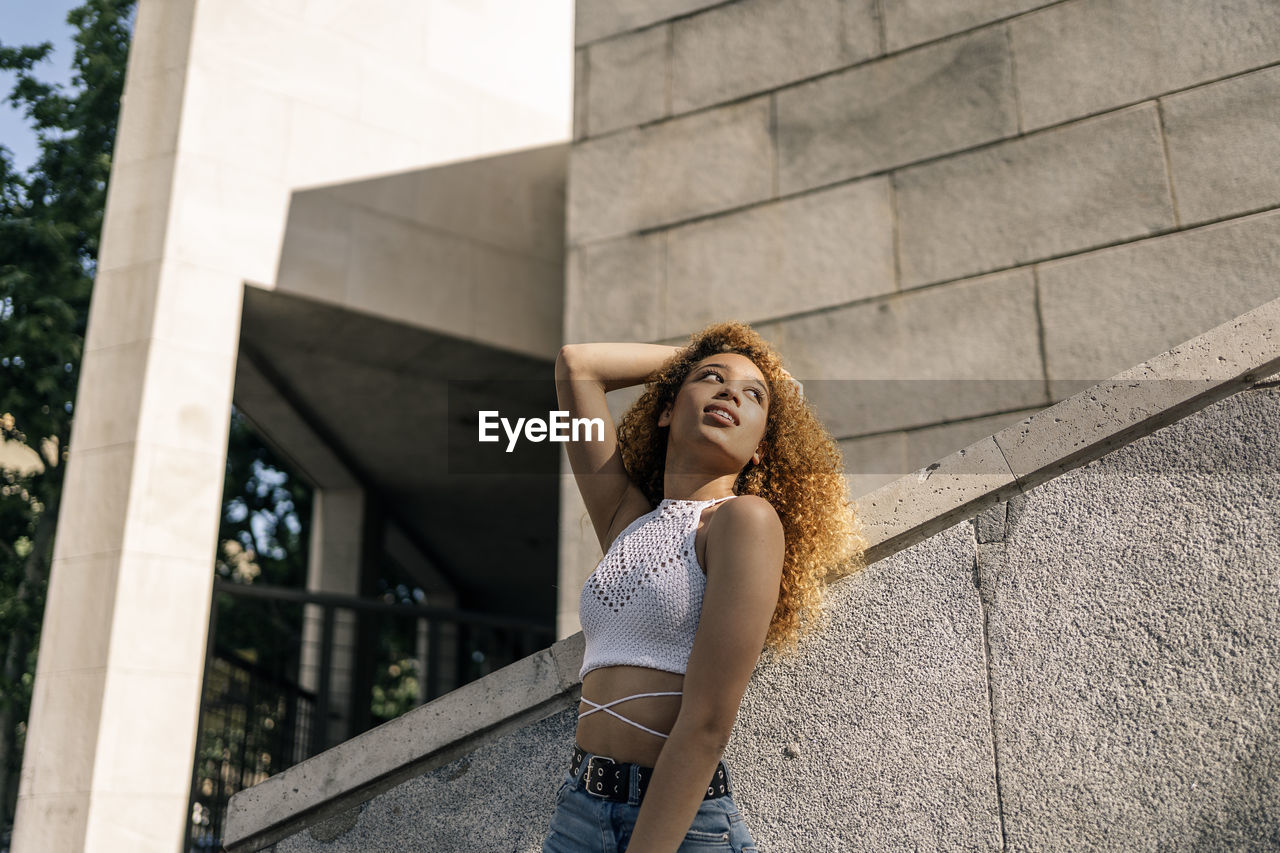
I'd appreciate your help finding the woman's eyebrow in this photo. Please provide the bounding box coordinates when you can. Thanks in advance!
[698,363,769,397]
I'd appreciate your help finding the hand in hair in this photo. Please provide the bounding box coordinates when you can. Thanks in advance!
[779,366,803,398]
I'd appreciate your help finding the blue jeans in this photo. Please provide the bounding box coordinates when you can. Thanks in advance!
[542,746,760,852]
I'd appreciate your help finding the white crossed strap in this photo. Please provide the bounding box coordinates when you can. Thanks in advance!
[577,691,682,739]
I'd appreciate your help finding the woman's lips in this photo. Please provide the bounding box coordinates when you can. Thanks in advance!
[704,407,736,426]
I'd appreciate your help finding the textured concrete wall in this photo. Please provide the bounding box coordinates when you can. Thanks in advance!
[564,0,1280,496]
[259,384,1280,851]
[976,385,1280,851]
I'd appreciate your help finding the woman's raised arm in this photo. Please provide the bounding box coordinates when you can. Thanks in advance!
[554,342,681,548]
[557,342,682,392]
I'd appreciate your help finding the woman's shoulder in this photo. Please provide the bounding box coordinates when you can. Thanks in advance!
[713,494,783,532]
[705,495,786,575]
[723,493,777,512]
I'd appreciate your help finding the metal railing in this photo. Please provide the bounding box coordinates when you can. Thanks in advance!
[186,580,554,852]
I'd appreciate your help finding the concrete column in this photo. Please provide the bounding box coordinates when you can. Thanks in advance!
[297,488,365,751]
[14,0,571,847]
[11,1,222,850]
[385,522,460,700]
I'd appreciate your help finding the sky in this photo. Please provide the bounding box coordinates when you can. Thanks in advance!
[0,0,106,173]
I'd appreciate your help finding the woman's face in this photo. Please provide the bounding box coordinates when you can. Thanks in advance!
[659,352,771,471]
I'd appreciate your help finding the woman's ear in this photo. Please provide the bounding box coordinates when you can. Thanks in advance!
[658,403,672,428]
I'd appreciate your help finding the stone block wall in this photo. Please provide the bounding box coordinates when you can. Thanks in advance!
[563,0,1280,498]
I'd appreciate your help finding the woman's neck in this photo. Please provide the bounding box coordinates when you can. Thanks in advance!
[660,473,738,502]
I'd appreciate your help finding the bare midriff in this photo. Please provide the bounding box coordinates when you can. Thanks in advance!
[576,665,684,767]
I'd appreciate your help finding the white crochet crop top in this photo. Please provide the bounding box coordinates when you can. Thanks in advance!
[578,495,737,682]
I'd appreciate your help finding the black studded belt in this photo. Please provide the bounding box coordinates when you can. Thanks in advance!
[570,744,731,804]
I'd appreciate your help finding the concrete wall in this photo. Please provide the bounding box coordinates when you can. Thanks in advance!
[973,394,1280,850]
[563,0,1280,501]
[556,0,1280,645]
[245,380,1280,852]
[275,143,568,362]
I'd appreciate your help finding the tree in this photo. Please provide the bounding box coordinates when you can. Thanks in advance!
[0,0,136,831]
[212,408,312,656]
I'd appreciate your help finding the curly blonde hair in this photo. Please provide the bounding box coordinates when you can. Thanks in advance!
[615,321,868,664]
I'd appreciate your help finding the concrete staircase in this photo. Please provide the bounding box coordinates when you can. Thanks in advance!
[224,296,1280,852]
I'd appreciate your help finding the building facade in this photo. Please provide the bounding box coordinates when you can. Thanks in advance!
[16,0,1280,850]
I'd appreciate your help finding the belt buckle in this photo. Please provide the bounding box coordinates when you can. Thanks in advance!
[584,754,618,800]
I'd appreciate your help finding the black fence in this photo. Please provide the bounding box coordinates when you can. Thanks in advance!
[186,581,554,851]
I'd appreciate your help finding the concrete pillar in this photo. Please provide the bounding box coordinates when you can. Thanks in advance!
[385,521,460,700]
[298,488,365,751]
[12,2,225,849]
[14,0,571,847]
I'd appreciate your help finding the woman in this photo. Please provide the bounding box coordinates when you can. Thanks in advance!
[544,321,866,852]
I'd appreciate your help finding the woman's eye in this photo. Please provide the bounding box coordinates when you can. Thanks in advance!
[700,370,762,400]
